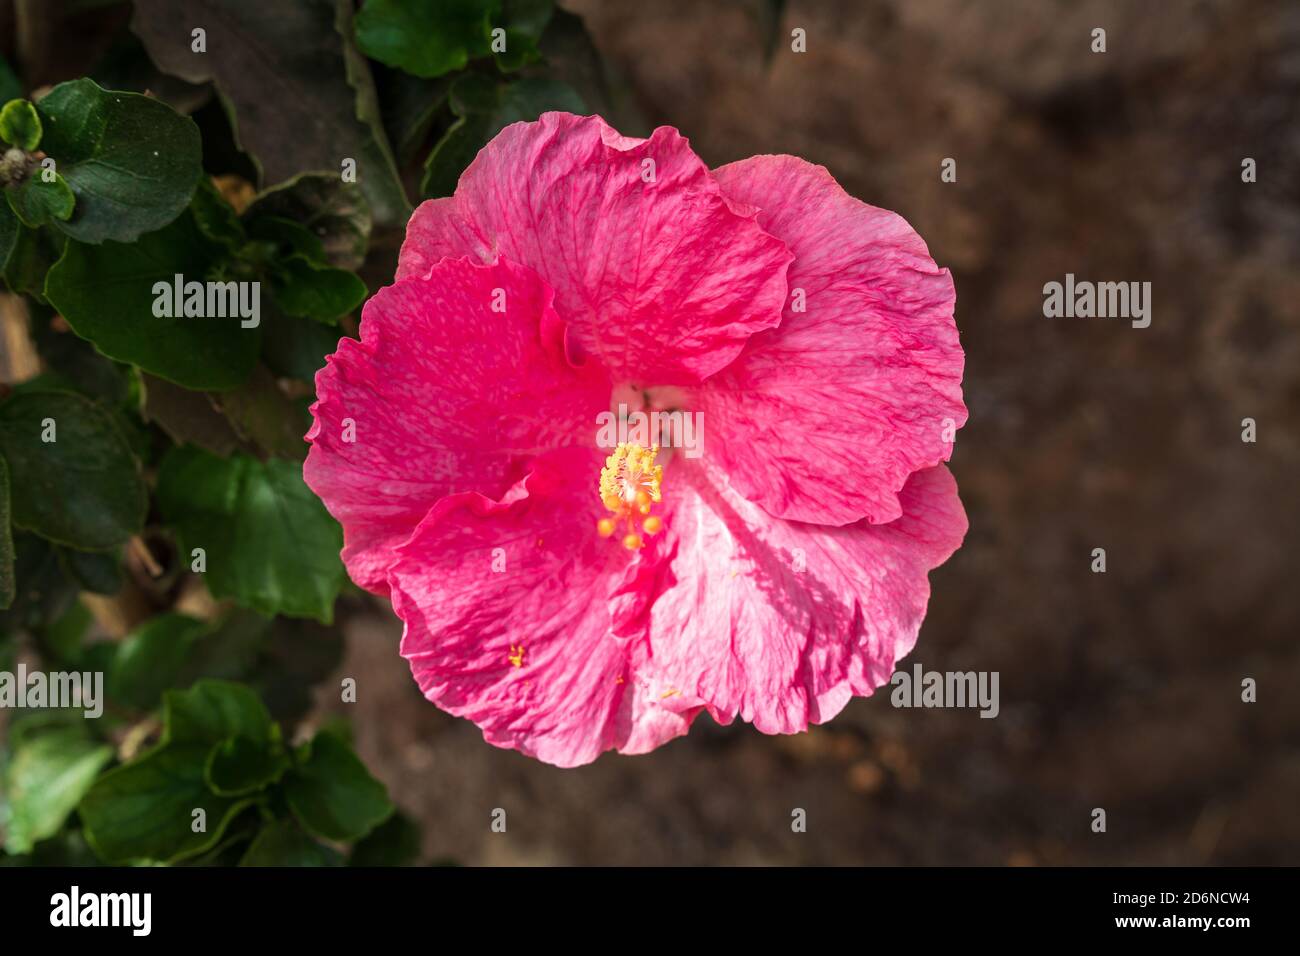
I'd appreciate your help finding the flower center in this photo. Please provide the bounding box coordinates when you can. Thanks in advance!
[597,443,665,549]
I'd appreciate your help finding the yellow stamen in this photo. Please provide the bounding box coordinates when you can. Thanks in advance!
[508,644,525,668]
[597,442,666,547]
[599,443,662,512]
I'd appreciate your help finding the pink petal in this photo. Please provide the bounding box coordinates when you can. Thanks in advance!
[640,458,968,735]
[389,448,694,767]
[397,112,793,385]
[304,256,607,594]
[695,155,967,526]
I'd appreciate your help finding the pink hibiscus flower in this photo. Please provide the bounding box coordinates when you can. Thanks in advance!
[305,113,967,768]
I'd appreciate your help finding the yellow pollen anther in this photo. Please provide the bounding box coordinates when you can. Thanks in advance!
[508,644,525,668]
[597,442,667,545]
[600,443,662,512]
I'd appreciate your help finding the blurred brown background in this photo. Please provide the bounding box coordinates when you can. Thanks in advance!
[329,0,1300,865]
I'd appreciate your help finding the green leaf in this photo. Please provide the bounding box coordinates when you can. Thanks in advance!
[0,99,42,150]
[3,725,112,854]
[156,446,346,621]
[55,545,122,596]
[246,616,345,723]
[377,70,451,165]
[109,613,211,710]
[0,390,146,550]
[0,458,13,610]
[163,679,275,746]
[262,307,345,383]
[349,809,421,866]
[91,32,214,116]
[269,255,367,324]
[244,173,371,271]
[34,79,202,244]
[38,599,93,664]
[176,609,273,685]
[339,0,413,227]
[240,819,344,866]
[78,742,253,864]
[5,173,75,227]
[139,373,257,459]
[131,0,410,226]
[247,215,328,262]
[29,311,134,406]
[45,209,262,391]
[284,731,393,843]
[205,733,290,796]
[0,202,17,276]
[211,365,312,461]
[0,533,78,637]
[78,682,277,863]
[422,74,585,198]
[494,0,554,72]
[355,0,497,78]
[173,810,261,866]
[0,828,101,867]
[2,219,59,300]
[191,177,246,252]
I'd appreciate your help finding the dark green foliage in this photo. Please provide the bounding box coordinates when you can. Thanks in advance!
[0,0,615,869]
